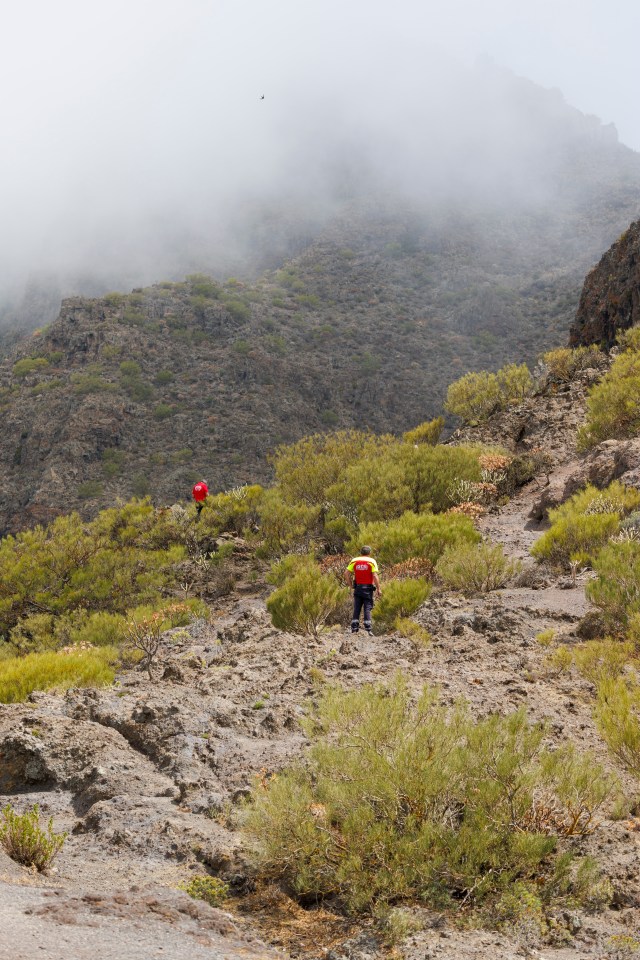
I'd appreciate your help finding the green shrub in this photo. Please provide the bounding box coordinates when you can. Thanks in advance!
[13,358,49,379]
[104,292,125,307]
[267,554,316,587]
[122,378,153,402]
[188,276,221,299]
[71,373,116,395]
[8,609,128,655]
[0,649,117,703]
[224,299,250,322]
[402,417,444,446]
[179,875,229,906]
[245,679,616,915]
[373,578,431,631]
[595,678,640,777]
[257,489,320,556]
[572,638,635,687]
[587,541,640,632]
[0,501,185,644]
[102,448,126,477]
[119,360,142,377]
[445,371,501,423]
[436,542,521,593]
[332,443,484,519]
[200,485,265,537]
[77,480,103,500]
[496,363,534,402]
[274,432,483,522]
[353,511,479,565]
[578,346,640,449]
[153,403,174,420]
[0,804,67,871]
[531,482,640,569]
[266,569,348,637]
[395,618,431,645]
[132,474,151,497]
[541,346,603,382]
[272,431,394,508]
[154,369,174,385]
[445,364,532,424]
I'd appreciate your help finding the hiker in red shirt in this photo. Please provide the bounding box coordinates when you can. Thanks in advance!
[345,546,382,635]
[192,479,209,518]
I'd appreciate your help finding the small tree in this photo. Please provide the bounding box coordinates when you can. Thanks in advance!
[125,603,188,678]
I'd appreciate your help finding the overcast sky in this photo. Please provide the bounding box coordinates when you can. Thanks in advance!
[1,0,639,297]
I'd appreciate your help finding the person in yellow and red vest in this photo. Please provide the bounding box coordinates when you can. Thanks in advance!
[344,546,382,635]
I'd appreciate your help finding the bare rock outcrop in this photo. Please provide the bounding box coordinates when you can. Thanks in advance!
[570,219,640,347]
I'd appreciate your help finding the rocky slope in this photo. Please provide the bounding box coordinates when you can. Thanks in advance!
[2,177,640,535]
[2,367,640,960]
[570,219,640,348]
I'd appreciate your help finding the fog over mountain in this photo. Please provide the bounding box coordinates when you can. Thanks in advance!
[2,0,639,328]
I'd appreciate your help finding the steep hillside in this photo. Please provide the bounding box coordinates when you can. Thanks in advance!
[3,364,640,959]
[3,178,640,535]
[570,219,640,347]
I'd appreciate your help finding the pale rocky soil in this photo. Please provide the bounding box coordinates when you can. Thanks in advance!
[2,370,640,959]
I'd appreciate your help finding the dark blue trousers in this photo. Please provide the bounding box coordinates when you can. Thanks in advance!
[351,584,374,632]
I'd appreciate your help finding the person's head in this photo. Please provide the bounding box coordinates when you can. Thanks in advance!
[361,545,372,555]
[201,479,208,485]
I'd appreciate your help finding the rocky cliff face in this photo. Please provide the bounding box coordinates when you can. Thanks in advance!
[570,220,640,347]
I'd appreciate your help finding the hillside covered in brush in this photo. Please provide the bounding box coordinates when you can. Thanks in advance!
[2,180,640,535]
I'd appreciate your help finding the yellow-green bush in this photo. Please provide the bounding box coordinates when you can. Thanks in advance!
[402,417,444,446]
[595,677,640,778]
[353,511,479,566]
[245,679,616,916]
[445,363,532,424]
[267,554,317,587]
[395,618,431,645]
[372,578,431,631]
[436,542,521,593]
[496,363,534,402]
[256,489,320,556]
[13,357,49,379]
[541,346,603,383]
[273,431,484,522]
[266,568,348,637]
[572,638,635,687]
[531,482,640,568]
[587,541,640,633]
[199,484,265,536]
[577,345,640,450]
[0,498,201,651]
[272,431,394,507]
[0,804,67,871]
[0,648,117,703]
[179,875,229,906]
[445,370,502,423]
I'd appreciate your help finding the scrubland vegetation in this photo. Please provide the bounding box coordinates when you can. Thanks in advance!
[7,337,640,942]
[245,679,616,918]
[578,329,640,449]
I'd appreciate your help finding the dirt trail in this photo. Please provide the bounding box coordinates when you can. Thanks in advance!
[478,462,595,626]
